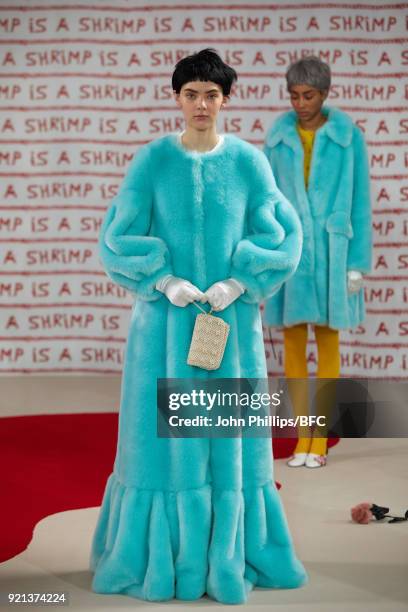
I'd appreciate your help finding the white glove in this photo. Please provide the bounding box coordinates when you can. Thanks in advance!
[156,274,205,307]
[203,278,245,312]
[347,270,363,294]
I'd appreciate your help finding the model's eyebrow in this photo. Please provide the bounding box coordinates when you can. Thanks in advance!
[183,87,220,94]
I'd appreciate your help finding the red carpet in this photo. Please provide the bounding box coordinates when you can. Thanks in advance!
[0,413,338,563]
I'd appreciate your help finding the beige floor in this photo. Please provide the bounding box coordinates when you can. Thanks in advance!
[0,377,407,611]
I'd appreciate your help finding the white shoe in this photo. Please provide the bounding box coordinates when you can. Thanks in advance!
[305,453,327,468]
[286,452,308,467]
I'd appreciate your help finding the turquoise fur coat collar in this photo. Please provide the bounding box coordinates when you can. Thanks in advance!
[263,105,372,330]
[90,133,308,604]
[266,104,354,149]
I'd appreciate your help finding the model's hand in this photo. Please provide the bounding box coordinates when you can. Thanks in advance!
[347,270,363,294]
[156,275,205,307]
[203,278,245,312]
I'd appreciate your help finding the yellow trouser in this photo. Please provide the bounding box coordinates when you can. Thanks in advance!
[283,323,340,455]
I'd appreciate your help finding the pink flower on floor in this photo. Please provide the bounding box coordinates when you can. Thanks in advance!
[351,502,373,524]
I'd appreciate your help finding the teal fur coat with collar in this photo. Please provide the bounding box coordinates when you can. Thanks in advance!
[89,133,308,604]
[263,105,372,330]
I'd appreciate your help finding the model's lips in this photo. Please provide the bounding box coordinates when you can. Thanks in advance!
[194,115,209,119]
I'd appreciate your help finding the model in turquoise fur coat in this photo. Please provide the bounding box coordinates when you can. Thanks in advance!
[89,130,309,603]
[263,104,372,329]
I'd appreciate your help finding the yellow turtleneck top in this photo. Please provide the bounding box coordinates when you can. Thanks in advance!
[297,123,315,188]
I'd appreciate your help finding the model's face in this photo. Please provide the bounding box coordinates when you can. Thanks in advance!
[288,84,328,121]
[174,81,228,131]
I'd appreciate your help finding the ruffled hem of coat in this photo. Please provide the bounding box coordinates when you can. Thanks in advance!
[90,472,308,604]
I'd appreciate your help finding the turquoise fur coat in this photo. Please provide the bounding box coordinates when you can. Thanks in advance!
[89,133,308,604]
[263,105,372,330]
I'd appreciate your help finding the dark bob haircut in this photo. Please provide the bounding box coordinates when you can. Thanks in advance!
[172,48,238,96]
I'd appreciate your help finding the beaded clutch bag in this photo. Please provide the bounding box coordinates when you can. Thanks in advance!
[187,302,230,370]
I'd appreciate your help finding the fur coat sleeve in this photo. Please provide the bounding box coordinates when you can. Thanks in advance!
[230,150,303,303]
[98,145,173,301]
[346,126,372,273]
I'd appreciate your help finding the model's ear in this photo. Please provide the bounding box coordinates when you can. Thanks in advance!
[221,95,230,108]
[174,91,181,107]
[321,89,329,102]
